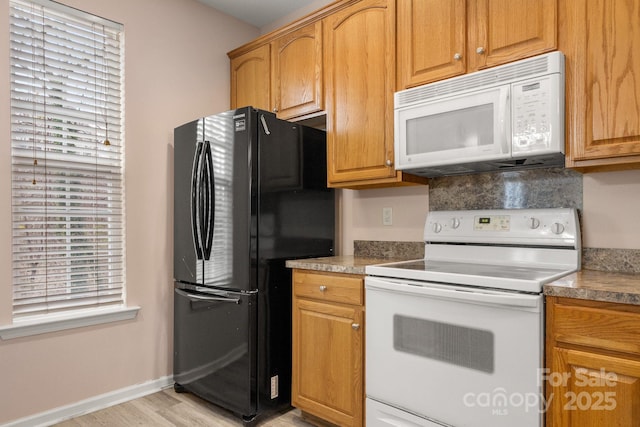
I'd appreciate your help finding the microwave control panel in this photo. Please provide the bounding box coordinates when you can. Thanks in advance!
[511,75,562,154]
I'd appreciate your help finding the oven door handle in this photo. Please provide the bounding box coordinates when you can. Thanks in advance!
[366,278,541,310]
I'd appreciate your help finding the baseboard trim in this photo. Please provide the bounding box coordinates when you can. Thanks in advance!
[3,376,174,427]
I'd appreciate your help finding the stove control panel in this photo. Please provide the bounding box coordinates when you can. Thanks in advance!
[425,208,580,247]
[473,215,510,231]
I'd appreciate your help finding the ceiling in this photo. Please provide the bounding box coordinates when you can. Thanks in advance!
[198,0,319,28]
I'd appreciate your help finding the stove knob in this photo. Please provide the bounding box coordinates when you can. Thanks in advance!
[450,218,461,229]
[432,223,442,233]
[529,217,540,229]
[551,222,565,234]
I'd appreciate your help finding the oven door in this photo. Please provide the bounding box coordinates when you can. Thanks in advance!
[365,276,544,427]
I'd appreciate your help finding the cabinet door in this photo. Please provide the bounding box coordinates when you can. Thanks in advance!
[549,347,640,427]
[469,0,557,70]
[271,22,323,120]
[324,0,397,185]
[292,297,363,426]
[230,44,270,111]
[397,0,466,89]
[563,0,640,169]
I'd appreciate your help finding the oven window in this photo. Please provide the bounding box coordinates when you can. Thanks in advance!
[393,315,494,373]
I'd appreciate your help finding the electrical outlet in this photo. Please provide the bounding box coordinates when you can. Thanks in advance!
[382,207,393,226]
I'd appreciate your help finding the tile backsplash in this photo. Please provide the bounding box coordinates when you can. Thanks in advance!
[354,240,424,259]
[428,167,583,211]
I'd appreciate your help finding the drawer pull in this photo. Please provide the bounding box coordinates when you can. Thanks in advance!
[319,285,327,292]
[352,323,360,330]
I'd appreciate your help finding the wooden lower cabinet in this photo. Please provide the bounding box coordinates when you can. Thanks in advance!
[546,296,640,426]
[291,270,364,427]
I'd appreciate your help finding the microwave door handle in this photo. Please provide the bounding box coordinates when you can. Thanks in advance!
[366,278,541,310]
[499,88,510,154]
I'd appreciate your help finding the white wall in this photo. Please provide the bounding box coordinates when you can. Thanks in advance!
[582,170,640,249]
[338,186,429,255]
[0,0,258,423]
[260,0,334,34]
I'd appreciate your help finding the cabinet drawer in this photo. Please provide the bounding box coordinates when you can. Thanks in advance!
[293,270,363,306]
[552,299,640,356]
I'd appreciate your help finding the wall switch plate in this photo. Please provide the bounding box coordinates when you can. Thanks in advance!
[382,207,393,226]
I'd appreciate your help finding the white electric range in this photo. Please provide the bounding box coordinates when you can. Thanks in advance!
[365,208,580,427]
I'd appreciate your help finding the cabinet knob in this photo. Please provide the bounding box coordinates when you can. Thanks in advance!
[351,323,360,330]
[272,107,278,113]
[453,52,462,61]
[385,159,392,167]
[476,47,485,55]
[319,285,327,292]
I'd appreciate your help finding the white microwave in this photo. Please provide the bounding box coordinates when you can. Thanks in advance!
[395,52,565,177]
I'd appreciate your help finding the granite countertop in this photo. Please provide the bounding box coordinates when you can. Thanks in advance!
[285,255,406,276]
[544,270,640,305]
[287,253,640,306]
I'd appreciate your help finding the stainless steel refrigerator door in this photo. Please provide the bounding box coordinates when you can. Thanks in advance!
[200,111,251,289]
[174,108,253,290]
[174,119,200,284]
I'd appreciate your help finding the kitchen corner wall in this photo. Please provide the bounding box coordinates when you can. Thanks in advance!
[340,168,640,256]
[0,0,259,424]
[339,185,429,255]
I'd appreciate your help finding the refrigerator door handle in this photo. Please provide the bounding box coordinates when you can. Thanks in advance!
[191,141,204,260]
[176,288,241,304]
[198,143,207,261]
[202,141,215,260]
[260,114,271,135]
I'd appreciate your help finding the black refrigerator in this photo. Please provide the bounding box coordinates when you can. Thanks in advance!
[173,107,334,425]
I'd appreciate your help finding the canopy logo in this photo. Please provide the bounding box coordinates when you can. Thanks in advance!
[462,368,618,415]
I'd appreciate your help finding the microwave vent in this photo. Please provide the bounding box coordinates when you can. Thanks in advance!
[404,153,565,178]
[396,52,563,107]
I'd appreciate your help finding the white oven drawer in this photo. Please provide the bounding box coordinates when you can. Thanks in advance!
[365,277,544,427]
[367,398,445,427]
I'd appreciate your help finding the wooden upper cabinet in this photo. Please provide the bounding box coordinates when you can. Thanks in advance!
[561,0,640,171]
[325,0,401,187]
[468,0,557,70]
[229,44,271,111]
[397,0,557,90]
[397,0,466,89]
[271,22,323,120]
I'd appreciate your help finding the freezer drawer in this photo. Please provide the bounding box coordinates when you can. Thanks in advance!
[173,286,257,418]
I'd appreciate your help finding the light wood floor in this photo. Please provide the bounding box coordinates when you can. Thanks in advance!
[53,388,316,426]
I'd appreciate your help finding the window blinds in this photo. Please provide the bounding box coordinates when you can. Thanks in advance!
[10,0,125,318]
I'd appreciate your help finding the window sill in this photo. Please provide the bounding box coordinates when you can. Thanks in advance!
[0,306,140,340]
